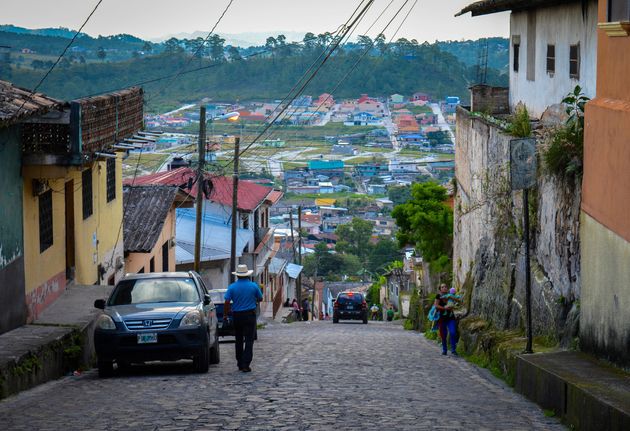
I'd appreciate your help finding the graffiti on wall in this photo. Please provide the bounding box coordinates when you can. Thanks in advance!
[25,271,66,322]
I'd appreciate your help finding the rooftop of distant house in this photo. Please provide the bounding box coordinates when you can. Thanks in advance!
[123,185,187,253]
[127,167,279,212]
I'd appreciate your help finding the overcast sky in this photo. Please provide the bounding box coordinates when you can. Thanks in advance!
[2,0,509,43]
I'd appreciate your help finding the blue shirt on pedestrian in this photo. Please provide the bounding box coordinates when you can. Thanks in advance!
[225,278,262,312]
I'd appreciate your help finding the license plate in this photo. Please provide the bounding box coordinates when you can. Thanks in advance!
[218,322,223,328]
[137,333,158,344]
[347,305,354,310]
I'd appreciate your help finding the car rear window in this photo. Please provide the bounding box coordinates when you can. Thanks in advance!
[109,278,200,305]
[337,293,364,304]
[209,291,226,304]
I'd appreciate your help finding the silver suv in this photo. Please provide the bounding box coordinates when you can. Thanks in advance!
[94,272,219,377]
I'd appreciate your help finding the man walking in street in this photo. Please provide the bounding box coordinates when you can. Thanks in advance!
[224,264,262,372]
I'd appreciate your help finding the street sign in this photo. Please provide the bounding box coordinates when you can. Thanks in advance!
[510,138,537,190]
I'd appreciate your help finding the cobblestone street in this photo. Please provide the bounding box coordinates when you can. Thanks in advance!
[0,321,564,430]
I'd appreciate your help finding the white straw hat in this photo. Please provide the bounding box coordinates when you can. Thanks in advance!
[232,264,254,277]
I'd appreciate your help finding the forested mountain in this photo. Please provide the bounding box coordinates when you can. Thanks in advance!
[436,37,509,72]
[0,30,508,112]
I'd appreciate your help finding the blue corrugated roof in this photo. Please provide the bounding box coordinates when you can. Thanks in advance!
[285,263,303,279]
[269,257,288,275]
[175,208,253,264]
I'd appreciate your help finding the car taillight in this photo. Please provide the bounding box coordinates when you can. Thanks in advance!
[362,301,367,309]
[333,301,339,308]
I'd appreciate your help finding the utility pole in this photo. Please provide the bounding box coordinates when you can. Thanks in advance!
[194,106,206,272]
[229,137,240,284]
[524,189,533,353]
[297,206,303,305]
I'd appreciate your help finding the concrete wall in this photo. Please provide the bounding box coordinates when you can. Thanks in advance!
[580,214,630,366]
[509,1,598,118]
[454,107,581,342]
[0,126,26,333]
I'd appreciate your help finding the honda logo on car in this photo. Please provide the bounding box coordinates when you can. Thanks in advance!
[143,320,152,327]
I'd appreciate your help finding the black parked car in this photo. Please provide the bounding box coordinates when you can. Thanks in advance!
[93,272,220,377]
[333,291,368,324]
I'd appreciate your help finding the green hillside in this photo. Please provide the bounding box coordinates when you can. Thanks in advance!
[0,32,508,112]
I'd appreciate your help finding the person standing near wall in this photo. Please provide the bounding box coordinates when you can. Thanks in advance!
[435,283,458,356]
[224,264,262,372]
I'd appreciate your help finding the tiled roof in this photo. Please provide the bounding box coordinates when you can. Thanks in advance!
[455,0,575,17]
[0,80,61,127]
[123,186,179,253]
[129,168,274,212]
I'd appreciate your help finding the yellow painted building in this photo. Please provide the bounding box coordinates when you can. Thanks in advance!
[22,155,125,320]
[19,86,144,322]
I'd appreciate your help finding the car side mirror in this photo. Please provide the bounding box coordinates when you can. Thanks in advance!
[94,299,106,309]
[203,294,211,306]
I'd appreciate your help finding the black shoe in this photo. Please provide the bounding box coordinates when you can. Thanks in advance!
[442,351,447,356]
[242,367,251,372]
[451,351,459,356]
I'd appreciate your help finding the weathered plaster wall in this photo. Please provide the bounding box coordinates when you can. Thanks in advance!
[454,107,581,343]
[0,126,26,333]
[580,213,630,366]
[509,1,598,118]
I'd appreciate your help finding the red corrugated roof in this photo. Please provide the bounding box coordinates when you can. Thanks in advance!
[266,190,284,205]
[127,167,274,212]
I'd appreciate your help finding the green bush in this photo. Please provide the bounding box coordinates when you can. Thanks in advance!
[505,105,532,138]
[542,86,589,179]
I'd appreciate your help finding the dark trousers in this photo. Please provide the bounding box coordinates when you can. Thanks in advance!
[233,310,257,369]
[439,318,458,353]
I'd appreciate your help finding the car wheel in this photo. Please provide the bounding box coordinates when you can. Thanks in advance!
[97,359,113,378]
[194,339,210,373]
[333,317,339,324]
[209,333,220,365]
[363,318,368,324]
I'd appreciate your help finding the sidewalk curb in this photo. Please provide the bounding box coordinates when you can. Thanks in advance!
[0,285,111,400]
[0,324,86,400]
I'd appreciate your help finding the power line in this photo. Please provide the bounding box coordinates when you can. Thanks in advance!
[15,0,104,116]
[224,0,376,166]
[236,0,410,171]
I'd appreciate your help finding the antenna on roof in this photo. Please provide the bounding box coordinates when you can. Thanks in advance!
[476,38,489,85]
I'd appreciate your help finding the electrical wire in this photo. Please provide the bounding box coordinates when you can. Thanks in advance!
[14,0,104,116]
[221,0,376,167]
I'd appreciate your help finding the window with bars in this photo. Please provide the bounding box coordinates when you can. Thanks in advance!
[546,44,555,74]
[609,0,630,21]
[106,158,116,202]
[39,189,53,253]
[82,168,93,220]
[513,43,520,72]
[570,44,580,79]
